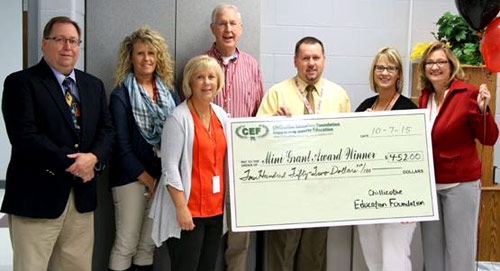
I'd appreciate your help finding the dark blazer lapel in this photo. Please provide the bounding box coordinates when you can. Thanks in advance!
[38,60,79,136]
[75,70,92,138]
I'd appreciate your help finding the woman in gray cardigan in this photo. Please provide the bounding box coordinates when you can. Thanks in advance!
[151,55,228,271]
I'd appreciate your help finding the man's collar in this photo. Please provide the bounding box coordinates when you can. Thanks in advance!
[296,76,322,91]
[210,43,239,61]
[48,64,76,85]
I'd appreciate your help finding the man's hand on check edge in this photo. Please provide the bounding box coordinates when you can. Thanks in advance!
[275,106,292,117]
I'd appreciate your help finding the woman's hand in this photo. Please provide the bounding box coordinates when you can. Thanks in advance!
[477,84,491,113]
[138,171,156,199]
[176,205,195,231]
[166,185,194,230]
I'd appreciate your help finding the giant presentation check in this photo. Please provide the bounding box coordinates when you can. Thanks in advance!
[226,109,438,232]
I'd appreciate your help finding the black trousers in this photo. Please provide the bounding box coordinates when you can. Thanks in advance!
[166,215,223,271]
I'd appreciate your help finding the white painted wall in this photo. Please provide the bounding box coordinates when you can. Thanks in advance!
[0,1,23,179]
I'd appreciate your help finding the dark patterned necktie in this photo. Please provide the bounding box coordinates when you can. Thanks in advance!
[63,77,81,134]
[304,85,315,114]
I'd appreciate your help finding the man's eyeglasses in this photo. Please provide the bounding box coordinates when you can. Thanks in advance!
[214,21,241,28]
[425,60,449,68]
[45,36,82,47]
[374,65,399,73]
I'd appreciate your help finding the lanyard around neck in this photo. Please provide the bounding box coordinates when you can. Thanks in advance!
[221,55,239,112]
[294,77,323,114]
[190,99,218,173]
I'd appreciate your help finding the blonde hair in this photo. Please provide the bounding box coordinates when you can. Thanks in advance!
[182,55,224,99]
[114,26,174,88]
[417,41,464,91]
[369,47,404,93]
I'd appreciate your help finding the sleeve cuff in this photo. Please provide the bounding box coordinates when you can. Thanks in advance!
[94,162,105,172]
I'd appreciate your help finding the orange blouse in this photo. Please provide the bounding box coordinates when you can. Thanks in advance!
[187,108,227,218]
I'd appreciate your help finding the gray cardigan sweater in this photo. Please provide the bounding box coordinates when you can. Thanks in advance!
[150,100,228,246]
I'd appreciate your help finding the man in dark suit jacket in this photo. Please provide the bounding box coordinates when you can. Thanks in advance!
[1,16,114,271]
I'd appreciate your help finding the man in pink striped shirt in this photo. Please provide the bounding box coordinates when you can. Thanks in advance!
[205,3,264,271]
[206,3,264,119]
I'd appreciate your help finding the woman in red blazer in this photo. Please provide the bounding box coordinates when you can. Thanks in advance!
[417,41,498,271]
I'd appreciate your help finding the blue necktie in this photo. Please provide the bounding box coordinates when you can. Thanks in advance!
[63,77,81,135]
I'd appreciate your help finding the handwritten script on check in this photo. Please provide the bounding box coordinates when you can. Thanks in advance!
[227,110,438,232]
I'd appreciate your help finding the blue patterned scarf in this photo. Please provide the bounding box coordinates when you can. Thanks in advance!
[125,72,176,148]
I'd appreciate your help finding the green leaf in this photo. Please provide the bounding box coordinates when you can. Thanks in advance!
[443,26,453,37]
[456,30,467,41]
[433,12,481,65]
[463,43,476,54]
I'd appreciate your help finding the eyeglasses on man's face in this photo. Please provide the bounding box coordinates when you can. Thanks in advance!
[214,20,241,28]
[374,65,399,73]
[45,36,82,47]
[425,60,449,68]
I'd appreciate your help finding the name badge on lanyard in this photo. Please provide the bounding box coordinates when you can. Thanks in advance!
[212,175,221,194]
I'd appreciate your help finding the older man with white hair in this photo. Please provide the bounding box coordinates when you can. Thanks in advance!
[204,3,264,271]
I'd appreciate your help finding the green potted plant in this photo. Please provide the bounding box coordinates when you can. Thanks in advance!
[410,12,482,64]
[432,11,483,65]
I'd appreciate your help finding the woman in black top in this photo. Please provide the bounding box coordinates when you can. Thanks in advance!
[355,47,417,271]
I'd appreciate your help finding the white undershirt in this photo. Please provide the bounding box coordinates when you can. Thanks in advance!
[428,90,459,191]
[221,52,237,65]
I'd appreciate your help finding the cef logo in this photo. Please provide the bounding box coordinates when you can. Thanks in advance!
[235,124,269,140]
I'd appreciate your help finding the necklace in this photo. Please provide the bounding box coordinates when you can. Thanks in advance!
[190,99,212,134]
[371,92,398,111]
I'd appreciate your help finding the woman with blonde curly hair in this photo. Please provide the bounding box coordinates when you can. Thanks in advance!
[108,26,179,271]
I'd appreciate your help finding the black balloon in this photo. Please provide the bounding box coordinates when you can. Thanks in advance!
[455,0,500,31]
